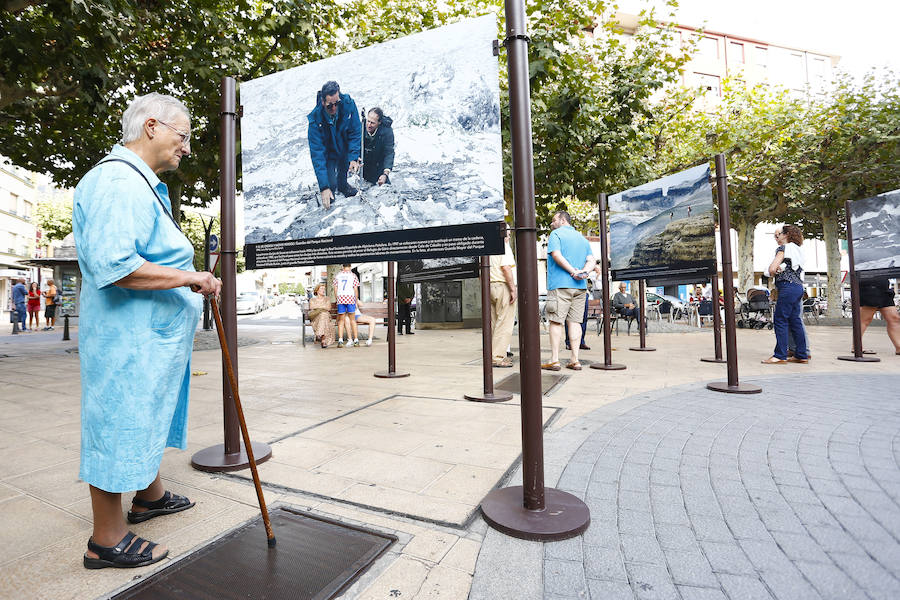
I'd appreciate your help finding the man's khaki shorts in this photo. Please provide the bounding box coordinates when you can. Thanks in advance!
[545,288,587,324]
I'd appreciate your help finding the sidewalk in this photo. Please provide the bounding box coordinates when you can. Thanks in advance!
[0,312,898,599]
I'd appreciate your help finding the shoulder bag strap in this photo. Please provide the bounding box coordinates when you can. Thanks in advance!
[95,158,183,232]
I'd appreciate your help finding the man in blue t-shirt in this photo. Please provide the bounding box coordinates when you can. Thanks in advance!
[543,211,595,371]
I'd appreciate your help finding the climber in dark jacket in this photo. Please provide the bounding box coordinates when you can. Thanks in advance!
[307,81,362,209]
[362,107,395,185]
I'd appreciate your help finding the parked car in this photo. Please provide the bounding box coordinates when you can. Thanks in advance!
[236,291,264,314]
[645,291,687,320]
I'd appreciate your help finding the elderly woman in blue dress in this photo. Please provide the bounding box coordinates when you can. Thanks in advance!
[74,92,221,569]
[762,224,810,364]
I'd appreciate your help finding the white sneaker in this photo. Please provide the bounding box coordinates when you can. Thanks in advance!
[366,338,373,346]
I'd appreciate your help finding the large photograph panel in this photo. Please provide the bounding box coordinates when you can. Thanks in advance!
[849,188,900,280]
[241,15,504,268]
[609,165,716,281]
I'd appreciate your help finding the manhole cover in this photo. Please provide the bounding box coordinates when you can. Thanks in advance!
[112,508,395,600]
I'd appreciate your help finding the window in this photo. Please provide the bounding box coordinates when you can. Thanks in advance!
[22,200,32,220]
[695,73,721,96]
[728,42,744,64]
[698,36,719,59]
[755,46,768,68]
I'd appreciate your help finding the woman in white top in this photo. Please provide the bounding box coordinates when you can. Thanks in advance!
[762,224,810,364]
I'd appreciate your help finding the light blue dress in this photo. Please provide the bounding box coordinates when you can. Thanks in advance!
[74,145,202,493]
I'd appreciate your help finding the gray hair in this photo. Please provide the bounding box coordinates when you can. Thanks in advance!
[121,92,190,143]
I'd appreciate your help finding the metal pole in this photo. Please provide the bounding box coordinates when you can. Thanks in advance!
[708,154,761,393]
[375,262,409,378]
[192,76,273,470]
[220,77,241,456]
[701,273,725,363]
[480,0,590,541]
[591,193,625,370]
[630,280,655,351]
[466,256,513,402]
[838,200,880,362]
[202,216,214,331]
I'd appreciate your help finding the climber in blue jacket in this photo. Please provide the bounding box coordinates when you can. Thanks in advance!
[307,80,362,209]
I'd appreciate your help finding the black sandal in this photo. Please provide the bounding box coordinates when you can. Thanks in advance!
[127,490,195,524]
[83,531,168,569]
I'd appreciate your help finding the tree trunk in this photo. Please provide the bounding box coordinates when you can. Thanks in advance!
[821,212,843,318]
[326,265,342,302]
[169,180,183,224]
[734,218,756,292]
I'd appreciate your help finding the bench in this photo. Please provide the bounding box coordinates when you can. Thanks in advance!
[301,301,391,346]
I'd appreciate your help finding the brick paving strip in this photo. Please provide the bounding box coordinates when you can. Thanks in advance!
[472,373,900,600]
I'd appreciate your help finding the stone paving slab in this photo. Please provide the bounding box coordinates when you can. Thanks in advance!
[472,373,900,600]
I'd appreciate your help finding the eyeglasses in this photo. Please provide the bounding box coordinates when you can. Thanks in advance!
[157,120,191,144]
[324,100,341,109]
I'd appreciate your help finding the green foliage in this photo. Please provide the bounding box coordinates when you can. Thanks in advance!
[34,197,73,243]
[517,1,693,233]
[1,0,345,219]
[646,71,900,305]
[278,282,305,295]
[180,211,220,272]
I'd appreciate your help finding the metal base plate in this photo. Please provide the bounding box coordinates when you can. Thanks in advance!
[191,442,273,473]
[700,357,727,363]
[495,372,566,396]
[464,391,514,403]
[837,355,881,362]
[589,362,626,370]
[111,507,396,600]
[374,370,410,378]
[629,347,656,352]
[481,486,591,542]
[707,381,763,394]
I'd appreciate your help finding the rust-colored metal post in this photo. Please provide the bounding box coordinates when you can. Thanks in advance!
[701,274,725,363]
[466,256,512,402]
[838,200,880,362]
[630,280,655,351]
[708,154,762,393]
[375,262,409,378]
[591,193,625,370]
[192,76,273,470]
[479,0,590,541]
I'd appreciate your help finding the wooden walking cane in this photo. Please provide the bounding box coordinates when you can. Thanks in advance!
[210,295,276,547]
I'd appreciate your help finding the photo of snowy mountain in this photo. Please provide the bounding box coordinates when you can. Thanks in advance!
[850,188,900,278]
[240,15,504,265]
[608,165,716,281]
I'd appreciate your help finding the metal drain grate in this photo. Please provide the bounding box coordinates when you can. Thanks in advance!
[495,372,568,396]
[112,508,396,600]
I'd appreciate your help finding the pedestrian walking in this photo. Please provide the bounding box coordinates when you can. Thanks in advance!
[858,278,900,355]
[761,224,809,364]
[74,92,221,569]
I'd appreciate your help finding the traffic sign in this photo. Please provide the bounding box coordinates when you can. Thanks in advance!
[208,234,219,253]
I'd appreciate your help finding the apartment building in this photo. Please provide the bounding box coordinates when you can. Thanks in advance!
[614,12,840,104]
[1,162,39,312]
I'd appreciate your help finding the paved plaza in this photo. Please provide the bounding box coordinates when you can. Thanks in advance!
[0,305,898,599]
